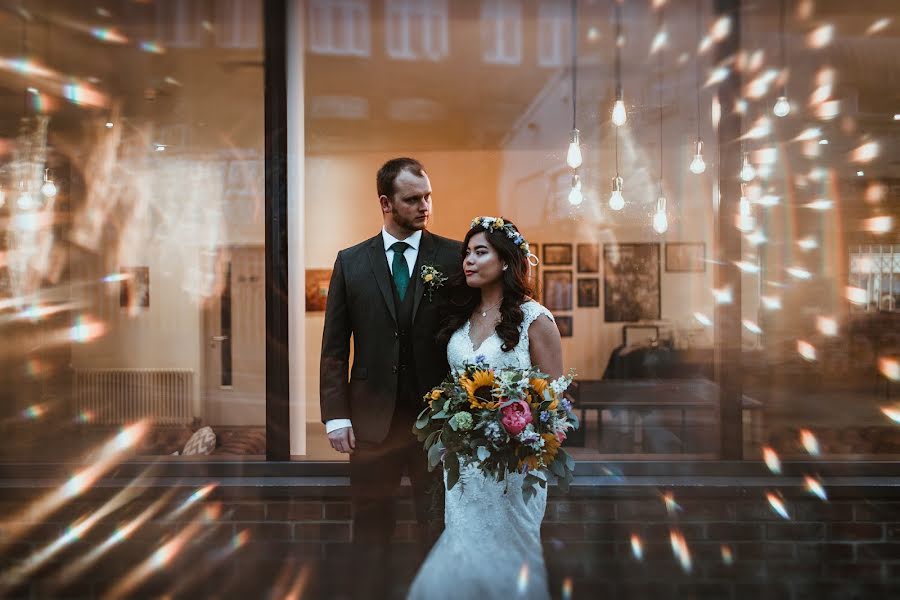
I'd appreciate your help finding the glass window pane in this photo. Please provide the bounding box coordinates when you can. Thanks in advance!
[299,1,900,462]
[741,3,900,460]
[0,1,265,460]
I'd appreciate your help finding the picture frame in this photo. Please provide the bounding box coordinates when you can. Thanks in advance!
[576,243,600,273]
[623,324,659,347]
[603,243,661,322]
[542,270,573,311]
[305,269,333,312]
[555,315,573,338]
[577,278,600,308]
[665,242,706,272]
[120,266,150,309]
[542,243,573,266]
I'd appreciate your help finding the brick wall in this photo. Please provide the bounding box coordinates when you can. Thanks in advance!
[1,481,898,599]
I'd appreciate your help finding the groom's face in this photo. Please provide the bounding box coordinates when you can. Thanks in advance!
[382,169,432,232]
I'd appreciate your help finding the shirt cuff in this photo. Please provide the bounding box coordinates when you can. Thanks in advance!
[325,419,353,434]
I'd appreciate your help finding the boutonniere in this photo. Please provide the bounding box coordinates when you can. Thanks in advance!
[420,264,448,301]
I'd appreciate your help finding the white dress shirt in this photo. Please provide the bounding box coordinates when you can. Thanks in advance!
[325,228,422,434]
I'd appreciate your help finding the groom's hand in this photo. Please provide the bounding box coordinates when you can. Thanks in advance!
[328,426,356,454]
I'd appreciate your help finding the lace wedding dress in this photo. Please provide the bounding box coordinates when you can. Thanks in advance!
[407,300,555,600]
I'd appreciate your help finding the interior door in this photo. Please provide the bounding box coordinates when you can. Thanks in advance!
[203,246,265,425]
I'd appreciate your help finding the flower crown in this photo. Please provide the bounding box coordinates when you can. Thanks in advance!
[470,216,539,265]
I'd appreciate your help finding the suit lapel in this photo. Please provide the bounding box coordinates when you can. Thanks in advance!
[412,231,438,324]
[367,236,397,324]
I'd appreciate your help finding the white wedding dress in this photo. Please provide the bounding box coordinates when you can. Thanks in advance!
[407,300,554,600]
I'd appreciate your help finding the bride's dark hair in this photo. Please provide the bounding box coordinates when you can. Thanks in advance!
[437,219,534,352]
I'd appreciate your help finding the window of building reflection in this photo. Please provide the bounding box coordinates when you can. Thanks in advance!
[0,1,265,460]
[301,0,900,461]
[386,0,449,61]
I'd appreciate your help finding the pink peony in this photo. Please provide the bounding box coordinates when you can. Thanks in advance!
[555,430,567,443]
[500,400,533,435]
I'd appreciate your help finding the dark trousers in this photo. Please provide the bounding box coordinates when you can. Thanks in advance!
[349,405,439,599]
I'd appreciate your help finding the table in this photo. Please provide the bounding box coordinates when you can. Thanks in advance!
[570,379,763,453]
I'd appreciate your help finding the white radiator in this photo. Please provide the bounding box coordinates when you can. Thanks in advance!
[73,369,194,425]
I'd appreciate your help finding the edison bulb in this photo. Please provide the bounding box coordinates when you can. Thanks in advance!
[773,95,790,118]
[652,196,668,233]
[609,190,624,210]
[689,140,706,174]
[612,99,627,126]
[690,153,706,174]
[566,129,582,169]
[568,174,583,206]
[653,208,668,233]
[609,176,625,210]
[41,179,57,198]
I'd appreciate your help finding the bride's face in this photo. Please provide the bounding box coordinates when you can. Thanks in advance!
[463,232,505,288]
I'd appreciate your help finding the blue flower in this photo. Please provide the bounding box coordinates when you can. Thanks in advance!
[540,411,551,423]
[560,399,573,412]
[474,354,487,366]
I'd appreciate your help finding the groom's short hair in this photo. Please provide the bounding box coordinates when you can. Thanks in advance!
[377,157,426,199]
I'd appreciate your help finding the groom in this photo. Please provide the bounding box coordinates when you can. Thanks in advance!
[320,157,461,598]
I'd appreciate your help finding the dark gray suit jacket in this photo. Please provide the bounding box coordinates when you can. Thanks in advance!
[319,230,462,443]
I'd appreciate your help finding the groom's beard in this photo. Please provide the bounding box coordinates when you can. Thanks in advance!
[391,208,429,232]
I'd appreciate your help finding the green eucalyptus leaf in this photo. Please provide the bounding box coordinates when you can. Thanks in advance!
[427,440,445,470]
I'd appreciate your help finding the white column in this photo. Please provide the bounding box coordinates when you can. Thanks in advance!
[288,0,306,455]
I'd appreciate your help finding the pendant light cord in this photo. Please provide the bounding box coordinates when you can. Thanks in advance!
[695,0,702,141]
[571,0,577,130]
[658,8,663,196]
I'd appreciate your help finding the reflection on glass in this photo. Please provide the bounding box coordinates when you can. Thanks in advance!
[301,0,900,462]
[0,1,265,460]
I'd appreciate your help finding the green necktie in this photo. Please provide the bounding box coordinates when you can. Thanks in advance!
[390,241,411,300]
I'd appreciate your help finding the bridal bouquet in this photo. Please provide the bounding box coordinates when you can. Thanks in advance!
[414,359,578,502]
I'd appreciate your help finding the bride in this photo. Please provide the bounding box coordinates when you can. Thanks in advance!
[407,217,562,600]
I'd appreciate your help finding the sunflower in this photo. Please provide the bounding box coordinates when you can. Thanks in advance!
[542,433,561,463]
[519,454,539,471]
[460,370,499,410]
[530,378,558,410]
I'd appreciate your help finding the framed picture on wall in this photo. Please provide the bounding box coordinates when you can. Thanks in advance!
[623,324,659,347]
[577,278,600,307]
[543,244,573,266]
[120,266,150,309]
[577,243,600,273]
[666,242,706,272]
[555,315,573,337]
[305,269,332,312]
[543,270,572,311]
[603,243,660,322]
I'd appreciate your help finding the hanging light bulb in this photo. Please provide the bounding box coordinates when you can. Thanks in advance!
[567,173,583,206]
[566,129,583,169]
[608,176,625,210]
[612,98,627,127]
[773,95,790,117]
[689,139,706,174]
[737,187,755,232]
[653,195,668,233]
[40,169,57,198]
[740,153,756,182]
